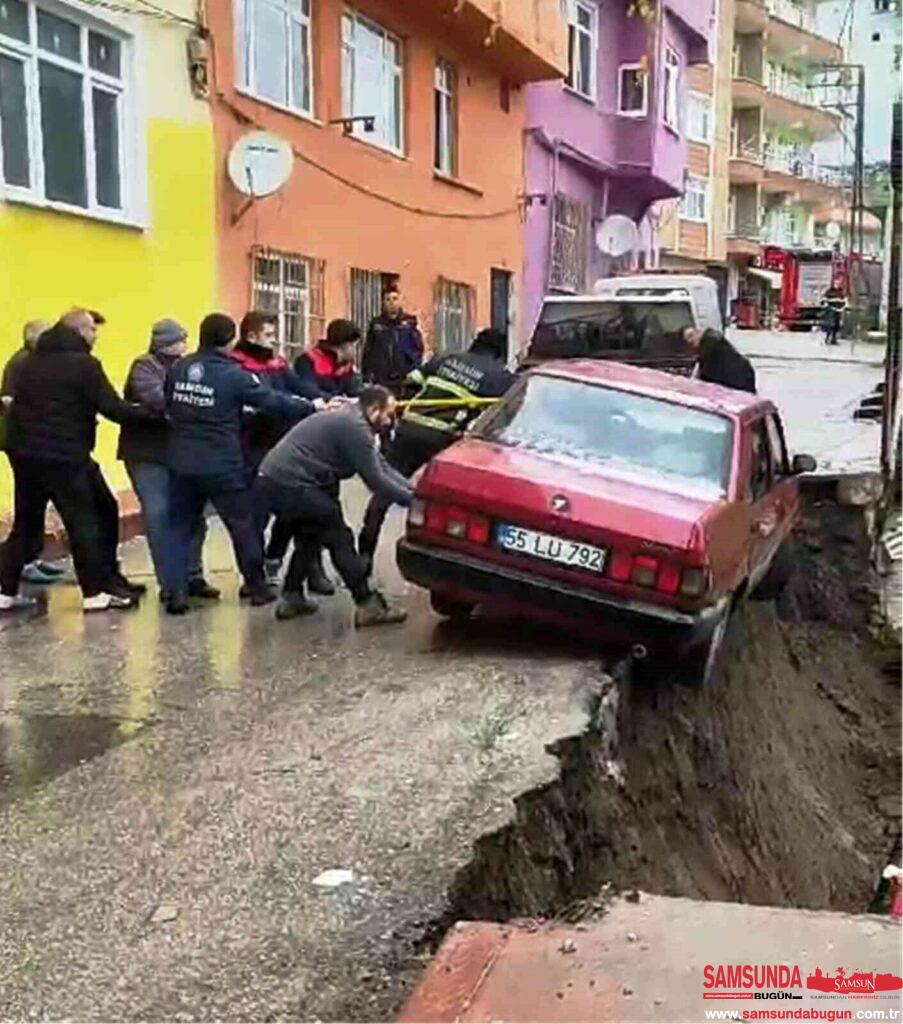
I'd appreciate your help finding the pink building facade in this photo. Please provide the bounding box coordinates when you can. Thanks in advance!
[521,1,713,340]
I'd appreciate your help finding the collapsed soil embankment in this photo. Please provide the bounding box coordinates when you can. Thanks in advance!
[440,497,901,924]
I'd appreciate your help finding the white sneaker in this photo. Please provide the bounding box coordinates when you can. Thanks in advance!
[83,591,135,613]
[0,593,37,612]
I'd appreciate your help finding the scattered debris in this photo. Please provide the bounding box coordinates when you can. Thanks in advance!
[312,869,355,889]
[148,903,179,925]
[557,938,577,954]
[626,931,638,943]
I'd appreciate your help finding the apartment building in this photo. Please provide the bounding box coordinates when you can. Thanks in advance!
[0,0,216,514]
[522,0,713,336]
[207,0,567,361]
[660,0,847,325]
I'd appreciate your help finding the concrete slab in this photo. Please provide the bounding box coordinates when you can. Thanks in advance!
[400,895,903,1024]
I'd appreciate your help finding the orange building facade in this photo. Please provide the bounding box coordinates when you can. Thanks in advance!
[206,0,567,361]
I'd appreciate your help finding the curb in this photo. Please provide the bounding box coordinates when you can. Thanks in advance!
[0,489,146,559]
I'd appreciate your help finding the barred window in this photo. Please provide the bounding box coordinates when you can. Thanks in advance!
[549,192,588,294]
[349,266,397,334]
[251,247,325,364]
[433,278,474,354]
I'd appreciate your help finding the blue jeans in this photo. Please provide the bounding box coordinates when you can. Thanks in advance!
[125,461,205,588]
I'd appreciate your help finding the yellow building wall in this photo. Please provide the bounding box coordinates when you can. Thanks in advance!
[0,7,215,515]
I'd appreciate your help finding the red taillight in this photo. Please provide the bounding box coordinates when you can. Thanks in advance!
[609,549,701,597]
[631,555,658,588]
[467,515,490,545]
[420,500,490,546]
[425,503,448,534]
[609,549,633,582]
[657,562,681,595]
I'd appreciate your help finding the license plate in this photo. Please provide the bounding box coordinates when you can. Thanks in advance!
[495,523,607,573]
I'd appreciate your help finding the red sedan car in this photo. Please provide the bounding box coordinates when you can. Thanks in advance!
[397,361,815,684]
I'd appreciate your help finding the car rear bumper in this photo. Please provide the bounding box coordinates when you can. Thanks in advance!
[397,539,726,651]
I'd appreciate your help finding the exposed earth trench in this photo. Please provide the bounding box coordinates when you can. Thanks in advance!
[382,496,902,1017]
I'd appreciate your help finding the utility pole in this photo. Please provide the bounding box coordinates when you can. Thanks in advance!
[881,99,901,488]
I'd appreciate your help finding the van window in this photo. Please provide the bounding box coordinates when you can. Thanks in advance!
[529,299,694,361]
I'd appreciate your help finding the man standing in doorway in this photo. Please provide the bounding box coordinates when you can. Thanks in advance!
[361,286,424,396]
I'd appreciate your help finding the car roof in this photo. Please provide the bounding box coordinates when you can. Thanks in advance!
[593,273,716,291]
[541,293,692,306]
[531,359,773,420]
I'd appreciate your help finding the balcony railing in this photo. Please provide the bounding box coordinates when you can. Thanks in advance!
[731,131,763,162]
[728,214,762,239]
[765,0,808,28]
[762,145,845,186]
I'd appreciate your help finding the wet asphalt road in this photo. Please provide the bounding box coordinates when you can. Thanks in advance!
[0,488,604,1022]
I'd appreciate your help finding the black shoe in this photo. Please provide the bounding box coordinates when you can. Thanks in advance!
[307,556,335,596]
[165,594,190,615]
[113,572,147,597]
[107,579,141,602]
[187,578,221,601]
[275,591,318,620]
[247,585,277,607]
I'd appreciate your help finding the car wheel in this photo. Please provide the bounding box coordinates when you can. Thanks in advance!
[751,538,797,601]
[429,592,475,620]
[678,603,731,687]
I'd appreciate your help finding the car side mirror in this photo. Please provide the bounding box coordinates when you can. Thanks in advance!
[792,453,817,474]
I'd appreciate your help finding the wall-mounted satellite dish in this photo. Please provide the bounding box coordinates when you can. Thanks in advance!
[824,220,842,241]
[595,214,640,257]
[227,130,293,198]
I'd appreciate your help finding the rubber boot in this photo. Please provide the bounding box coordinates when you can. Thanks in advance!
[354,591,407,628]
[275,590,318,620]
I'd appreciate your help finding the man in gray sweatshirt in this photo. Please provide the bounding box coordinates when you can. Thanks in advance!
[257,386,412,626]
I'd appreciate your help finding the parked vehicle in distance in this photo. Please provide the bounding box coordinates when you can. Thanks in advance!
[397,361,816,685]
[522,275,722,375]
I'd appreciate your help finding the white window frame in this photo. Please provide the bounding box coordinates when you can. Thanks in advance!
[434,57,456,176]
[0,0,138,225]
[341,9,403,155]
[565,0,596,101]
[617,63,648,117]
[237,0,314,120]
[680,174,708,222]
[686,90,712,143]
[663,45,681,133]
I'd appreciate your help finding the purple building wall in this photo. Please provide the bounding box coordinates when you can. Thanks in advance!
[520,0,712,343]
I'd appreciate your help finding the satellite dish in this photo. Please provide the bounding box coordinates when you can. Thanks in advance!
[824,220,842,241]
[227,131,293,198]
[595,215,639,257]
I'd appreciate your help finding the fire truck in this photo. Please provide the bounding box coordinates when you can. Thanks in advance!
[776,247,846,330]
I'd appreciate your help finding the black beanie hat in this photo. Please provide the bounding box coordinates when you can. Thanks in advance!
[324,318,361,350]
[199,313,237,349]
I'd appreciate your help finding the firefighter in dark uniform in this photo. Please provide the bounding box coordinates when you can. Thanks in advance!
[162,313,314,615]
[358,328,514,570]
[821,285,846,346]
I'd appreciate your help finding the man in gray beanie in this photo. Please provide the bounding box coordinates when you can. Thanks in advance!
[118,319,217,601]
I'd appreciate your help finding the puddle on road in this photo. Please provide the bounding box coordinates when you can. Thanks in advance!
[0,712,150,807]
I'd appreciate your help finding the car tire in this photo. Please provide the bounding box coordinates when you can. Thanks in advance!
[751,538,797,601]
[677,603,731,687]
[429,592,475,620]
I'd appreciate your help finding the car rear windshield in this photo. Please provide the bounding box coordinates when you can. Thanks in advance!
[475,374,733,498]
[527,299,694,361]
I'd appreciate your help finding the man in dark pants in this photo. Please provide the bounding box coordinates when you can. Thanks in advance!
[257,387,412,626]
[358,328,514,571]
[1,312,157,612]
[361,286,424,396]
[162,313,314,615]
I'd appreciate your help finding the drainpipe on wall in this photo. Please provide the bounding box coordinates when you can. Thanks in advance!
[546,137,561,295]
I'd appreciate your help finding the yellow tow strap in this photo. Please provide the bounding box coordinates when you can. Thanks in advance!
[396,397,501,410]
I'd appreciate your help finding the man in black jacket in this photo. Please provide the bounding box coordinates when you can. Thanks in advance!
[361,287,424,396]
[1,310,156,612]
[161,313,314,615]
[687,328,757,394]
[358,328,514,570]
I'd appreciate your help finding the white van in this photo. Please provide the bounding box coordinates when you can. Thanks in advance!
[591,274,724,334]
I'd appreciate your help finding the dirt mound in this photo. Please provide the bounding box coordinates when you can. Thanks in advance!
[442,500,901,923]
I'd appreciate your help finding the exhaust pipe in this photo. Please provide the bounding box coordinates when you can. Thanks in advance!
[631,643,648,661]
